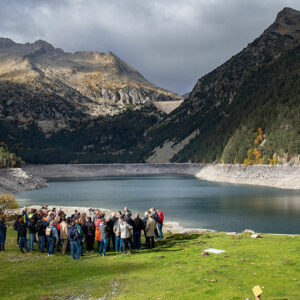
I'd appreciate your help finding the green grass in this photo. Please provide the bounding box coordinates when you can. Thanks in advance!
[0,229,299,300]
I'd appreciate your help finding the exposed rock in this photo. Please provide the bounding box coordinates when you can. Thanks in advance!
[23,163,300,190]
[0,168,48,194]
[0,39,182,133]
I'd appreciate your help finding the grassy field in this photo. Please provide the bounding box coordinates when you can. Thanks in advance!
[0,228,299,300]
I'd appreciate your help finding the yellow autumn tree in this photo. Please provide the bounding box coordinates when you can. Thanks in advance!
[244,128,266,165]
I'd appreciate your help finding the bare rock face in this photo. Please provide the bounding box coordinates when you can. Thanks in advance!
[0,168,48,194]
[0,39,182,133]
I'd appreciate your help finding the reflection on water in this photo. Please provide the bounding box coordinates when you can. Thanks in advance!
[16,175,300,234]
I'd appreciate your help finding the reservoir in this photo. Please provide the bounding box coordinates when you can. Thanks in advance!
[16,175,300,234]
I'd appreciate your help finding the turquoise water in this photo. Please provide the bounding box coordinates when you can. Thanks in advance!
[16,175,300,234]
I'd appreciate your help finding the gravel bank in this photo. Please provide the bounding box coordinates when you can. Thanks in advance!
[1,164,299,195]
[23,163,300,190]
[195,164,300,190]
[0,168,48,194]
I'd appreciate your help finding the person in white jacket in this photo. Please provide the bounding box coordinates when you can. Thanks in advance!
[119,216,133,253]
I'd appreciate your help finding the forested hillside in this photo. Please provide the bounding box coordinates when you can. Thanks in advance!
[145,8,300,165]
[0,106,161,164]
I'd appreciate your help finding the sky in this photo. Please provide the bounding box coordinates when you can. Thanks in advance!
[0,0,300,95]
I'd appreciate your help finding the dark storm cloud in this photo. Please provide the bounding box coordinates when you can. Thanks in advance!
[0,0,300,94]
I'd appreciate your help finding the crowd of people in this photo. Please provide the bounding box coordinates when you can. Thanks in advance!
[0,206,164,260]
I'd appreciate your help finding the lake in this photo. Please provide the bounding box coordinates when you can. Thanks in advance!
[16,175,300,234]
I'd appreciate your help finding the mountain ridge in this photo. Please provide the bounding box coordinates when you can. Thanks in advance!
[145,7,300,165]
[0,38,182,133]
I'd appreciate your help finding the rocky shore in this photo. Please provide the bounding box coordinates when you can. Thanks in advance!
[0,168,48,195]
[195,164,300,190]
[1,163,300,195]
[24,163,300,190]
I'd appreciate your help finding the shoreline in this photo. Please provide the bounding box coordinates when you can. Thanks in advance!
[1,163,300,194]
[23,163,300,190]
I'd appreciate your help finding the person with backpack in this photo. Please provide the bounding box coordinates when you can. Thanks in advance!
[75,219,84,256]
[157,209,164,240]
[22,207,29,224]
[99,219,109,256]
[85,217,95,252]
[68,222,81,259]
[46,221,59,256]
[35,216,47,253]
[16,216,31,254]
[27,217,36,251]
[0,217,7,252]
[132,213,144,250]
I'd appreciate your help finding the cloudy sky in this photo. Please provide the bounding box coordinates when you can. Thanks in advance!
[0,0,300,94]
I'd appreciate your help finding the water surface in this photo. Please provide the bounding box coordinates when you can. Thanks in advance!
[16,175,300,234]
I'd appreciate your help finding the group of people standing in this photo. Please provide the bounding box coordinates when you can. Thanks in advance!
[4,205,164,260]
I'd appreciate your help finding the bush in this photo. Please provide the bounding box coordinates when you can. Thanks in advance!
[0,194,18,214]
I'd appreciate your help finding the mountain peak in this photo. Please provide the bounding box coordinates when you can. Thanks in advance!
[0,37,16,48]
[268,7,300,38]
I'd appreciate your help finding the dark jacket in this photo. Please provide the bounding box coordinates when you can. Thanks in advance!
[35,219,47,236]
[133,217,144,233]
[125,217,135,229]
[68,226,79,241]
[13,219,18,231]
[112,216,118,224]
[85,221,95,236]
[99,223,109,239]
[27,220,36,234]
[106,219,114,236]
[16,222,27,237]
[0,222,6,236]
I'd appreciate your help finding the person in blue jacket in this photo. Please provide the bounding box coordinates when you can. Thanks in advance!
[0,217,7,252]
[22,207,29,224]
[68,222,81,259]
[75,219,85,256]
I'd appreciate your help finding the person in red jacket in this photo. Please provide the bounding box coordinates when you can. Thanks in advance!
[157,209,164,240]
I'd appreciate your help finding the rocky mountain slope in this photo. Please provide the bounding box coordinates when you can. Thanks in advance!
[146,7,300,164]
[0,38,181,133]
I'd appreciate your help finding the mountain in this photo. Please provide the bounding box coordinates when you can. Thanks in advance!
[146,7,300,164]
[0,38,182,133]
[1,7,299,165]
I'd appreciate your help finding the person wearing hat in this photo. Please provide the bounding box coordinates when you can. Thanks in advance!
[0,217,7,252]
